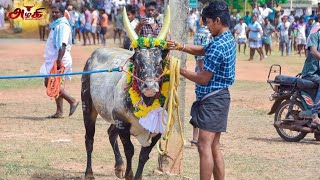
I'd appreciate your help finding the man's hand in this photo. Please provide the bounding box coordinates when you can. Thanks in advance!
[57,60,62,71]
[136,18,148,30]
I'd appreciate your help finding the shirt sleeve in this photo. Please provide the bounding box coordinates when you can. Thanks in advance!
[307,32,320,49]
[203,43,223,74]
[61,23,71,45]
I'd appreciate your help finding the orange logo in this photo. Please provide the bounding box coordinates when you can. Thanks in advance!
[8,4,45,20]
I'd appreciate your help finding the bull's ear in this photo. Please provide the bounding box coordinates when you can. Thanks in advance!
[161,49,170,60]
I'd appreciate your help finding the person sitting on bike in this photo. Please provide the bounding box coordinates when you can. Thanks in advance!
[301,30,320,127]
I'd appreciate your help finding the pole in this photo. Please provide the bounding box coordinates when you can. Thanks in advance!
[245,0,247,15]
[157,0,188,176]
[290,0,293,10]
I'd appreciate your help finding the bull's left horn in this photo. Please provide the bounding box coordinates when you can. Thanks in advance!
[123,7,138,41]
[157,5,171,40]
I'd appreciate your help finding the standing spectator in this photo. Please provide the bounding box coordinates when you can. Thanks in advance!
[277,9,285,26]
[302,9,309,22]
[317,2,320,16]
[187,10,196,38]
[306,18,314,39]
[99,8,108,46]
[247,15,264,61]
[104,0,112,21]
[234,18,247,54]
[230,11,237,37]
[114,8,123,44]
[67,5,79,44]
[274,3,281,12]
[191,15,212,147]
[0,5,5,29]
[135,1,162,38]
[293,16,307,56]
[244,11,251,25]
[236,9,242,23]
[291,16,299,53]
[289,10,296,24]
[91,7,100,45]
[139,1,146,17]
[167,2,236,179]
[267,4,276,25]
[79,8,86,43]
[40,4,79,119]
[277,16,291,56]
[123,4,139,49]
[310,10,317,21]
[262,18,275,57]
[83,6,92,45]
[261,4,273,20]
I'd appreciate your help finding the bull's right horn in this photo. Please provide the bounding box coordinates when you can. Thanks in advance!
[123,7,138,41]
[157,5,171,40]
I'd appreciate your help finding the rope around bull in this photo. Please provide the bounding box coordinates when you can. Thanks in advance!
[157,56,185,157]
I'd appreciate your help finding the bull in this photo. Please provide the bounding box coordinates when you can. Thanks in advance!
[81,6,171,180]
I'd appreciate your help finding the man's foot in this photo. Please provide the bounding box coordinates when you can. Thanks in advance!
[69,101,79,117]
[47,113,64,119]
[189,140,198,147]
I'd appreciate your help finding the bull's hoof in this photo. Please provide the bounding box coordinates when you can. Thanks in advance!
[115,163,125,179]
[125,170,134,180]
[85,169,95,180]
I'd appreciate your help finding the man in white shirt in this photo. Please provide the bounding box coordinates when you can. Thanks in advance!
[234,18,247,54]
[277,15,291,56]
[40,4,79,119]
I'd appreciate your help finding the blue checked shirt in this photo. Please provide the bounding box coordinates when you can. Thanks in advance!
[195,30,236,100]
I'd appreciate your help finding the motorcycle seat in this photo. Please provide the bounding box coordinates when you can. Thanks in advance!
[274,75,317,89]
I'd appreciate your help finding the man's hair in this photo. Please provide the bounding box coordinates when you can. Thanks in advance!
[126,4,136,14]
[51,3,65,13]
[201,16,207,25]
[202,1,230,27]
[145,1,157,8]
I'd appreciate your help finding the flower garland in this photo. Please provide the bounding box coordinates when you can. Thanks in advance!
[126,63,170,118]
[131,37,168,50]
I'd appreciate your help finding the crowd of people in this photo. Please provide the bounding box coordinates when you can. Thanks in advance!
[228,3,320,61]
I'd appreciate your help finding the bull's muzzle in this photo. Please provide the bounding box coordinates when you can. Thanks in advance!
[141,79,160,97]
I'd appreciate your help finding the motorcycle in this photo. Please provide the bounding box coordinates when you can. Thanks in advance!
[267,64,320,142]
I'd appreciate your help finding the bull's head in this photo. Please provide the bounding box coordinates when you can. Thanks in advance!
[123,6,170,106]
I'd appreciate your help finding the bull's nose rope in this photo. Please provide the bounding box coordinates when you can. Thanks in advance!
[157,56,184,157]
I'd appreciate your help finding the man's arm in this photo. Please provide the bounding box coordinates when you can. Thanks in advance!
[310,46,320,60]
[57,43,66,70]
[180,68,213,85]
[167,40,205,56]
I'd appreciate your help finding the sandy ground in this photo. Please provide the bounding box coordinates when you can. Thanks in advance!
[1,38,320,180]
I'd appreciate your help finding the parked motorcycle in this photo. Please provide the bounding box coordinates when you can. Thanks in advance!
[267,64,320,142]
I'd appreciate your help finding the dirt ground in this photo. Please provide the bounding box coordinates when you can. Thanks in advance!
[1,36,320,180]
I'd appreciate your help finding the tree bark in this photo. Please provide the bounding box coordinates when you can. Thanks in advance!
[157,0,188,176]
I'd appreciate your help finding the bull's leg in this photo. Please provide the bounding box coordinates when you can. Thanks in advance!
[134,134,161,180]
[82,72,98,179]
[118,122,135,180]
[107,124,125,179]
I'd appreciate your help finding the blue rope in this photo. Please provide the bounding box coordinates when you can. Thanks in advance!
[0,67,121,80]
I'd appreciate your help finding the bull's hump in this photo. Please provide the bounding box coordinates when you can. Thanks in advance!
[89,48,134,70]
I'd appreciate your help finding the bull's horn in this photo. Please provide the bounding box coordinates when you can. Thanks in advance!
[123,7,138,41]
[157,5,171,40]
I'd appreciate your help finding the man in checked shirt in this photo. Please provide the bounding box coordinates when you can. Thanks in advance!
[135,1,162,37]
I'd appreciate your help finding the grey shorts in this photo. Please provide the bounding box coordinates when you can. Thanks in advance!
[190,88,230,132]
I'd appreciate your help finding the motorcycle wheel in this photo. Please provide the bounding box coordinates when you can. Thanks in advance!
[274,100,307,142]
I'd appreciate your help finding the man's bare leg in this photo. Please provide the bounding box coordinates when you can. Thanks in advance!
[59,89,79,116]
[198,129,215,180]
[212,132,225,180]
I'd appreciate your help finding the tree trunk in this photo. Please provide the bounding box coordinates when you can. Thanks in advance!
[157,0,188,176]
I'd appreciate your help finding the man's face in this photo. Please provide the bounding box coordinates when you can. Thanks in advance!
[206,18,220,37]
[127,12,135,22]
[252,16,257,22]
[51,7,62,21]
[265,19,269,24]
[146,5,156,18]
